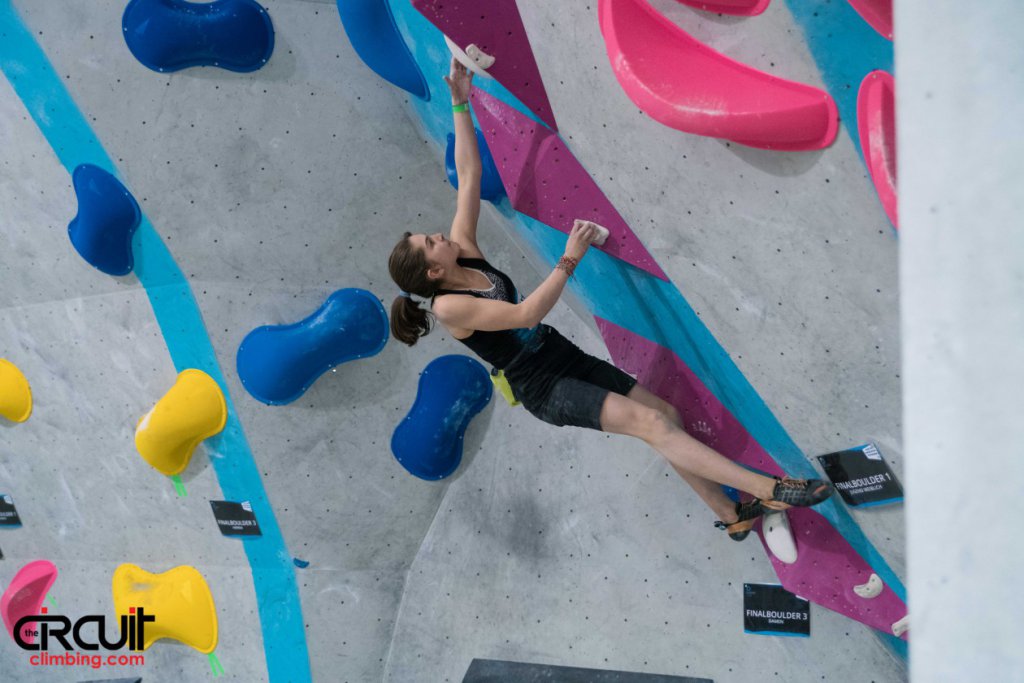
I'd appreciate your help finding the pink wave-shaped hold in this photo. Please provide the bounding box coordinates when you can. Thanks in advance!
[847,0,893,40]
[412,0,558,132]
[599,0,838,150]
[596,317,908,639]
[676,0,770,17]
[2,560,58,645]
[857,70,898,229]
[470,87,669,281]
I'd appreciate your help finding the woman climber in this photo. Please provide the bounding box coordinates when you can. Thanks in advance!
[386,58,832,539]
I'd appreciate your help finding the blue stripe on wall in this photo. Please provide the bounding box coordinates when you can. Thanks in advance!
[0,2,311,679]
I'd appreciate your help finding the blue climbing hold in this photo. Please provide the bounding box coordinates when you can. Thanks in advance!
[445,129,506,202]
[391,355,492,480]
[122,0,275,73]
[68,164,141,276]
[293,558,310,569]
[237,289,388,405]
[336,0,429,100]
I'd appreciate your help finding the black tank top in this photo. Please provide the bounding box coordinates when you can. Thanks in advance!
[433,257,542,369]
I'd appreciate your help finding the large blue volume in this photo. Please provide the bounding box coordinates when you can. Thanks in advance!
[391,355,492,480]
[122,0,275,73]
[445,129,506,202]
[336,0,429,100]
[68,164,141,276]
[237,288,389,405]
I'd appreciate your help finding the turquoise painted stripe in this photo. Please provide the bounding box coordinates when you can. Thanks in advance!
[389,0,906,660]
[744,630,811,638]
[0,2,311,679]
[852,497,904,509]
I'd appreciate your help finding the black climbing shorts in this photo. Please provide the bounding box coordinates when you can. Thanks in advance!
[503,325,638,431]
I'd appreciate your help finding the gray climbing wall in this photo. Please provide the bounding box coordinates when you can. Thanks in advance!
[1,1,907,682]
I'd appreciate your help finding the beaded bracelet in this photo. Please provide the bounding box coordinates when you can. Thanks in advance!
[556,256,578,277]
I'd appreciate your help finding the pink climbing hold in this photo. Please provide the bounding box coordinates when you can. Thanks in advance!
[470,87,668,281]
[857,70,898,229]
[846,0,893,41]
[596,317,908,638]
[411,0,558,131]
[676,0,770,17]
[599,0,838,151]
[1,560,58,645]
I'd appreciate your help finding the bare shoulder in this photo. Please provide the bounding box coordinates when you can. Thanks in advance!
[431,292,464,320]
[431,294,473,338]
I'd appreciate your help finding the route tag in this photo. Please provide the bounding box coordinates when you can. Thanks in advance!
[210,500,262,537]
[816,444,904,508]
[0,494,22,527]
[743,583,810,637]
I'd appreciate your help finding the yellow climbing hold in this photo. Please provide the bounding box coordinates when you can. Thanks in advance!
[135,369,227,476]
[112,563,218,653]
[0,359,33,423]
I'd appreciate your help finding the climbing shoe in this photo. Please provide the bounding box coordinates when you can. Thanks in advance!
[762,476,833,510]
[714,499,765,541]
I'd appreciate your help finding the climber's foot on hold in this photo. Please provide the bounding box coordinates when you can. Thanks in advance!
[714,499,765,541]
[762,476,833,511]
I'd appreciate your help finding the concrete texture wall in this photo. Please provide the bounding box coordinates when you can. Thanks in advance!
[1,1,907,681]
[898,1,1024,681]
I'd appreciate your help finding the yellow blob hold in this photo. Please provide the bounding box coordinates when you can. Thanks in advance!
[112,563,218,653]
[0,358,33,423]
[135,369,227,476]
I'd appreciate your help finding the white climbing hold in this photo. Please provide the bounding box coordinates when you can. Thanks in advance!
[444,36,494,79]
[854,573,883,599]
[892,614,909,637]
[573,219,610,246]
[465,44,495,69]
[763,509,797,564]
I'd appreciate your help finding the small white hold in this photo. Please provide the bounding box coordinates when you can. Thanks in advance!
[892,614,909,637]
[444,35,494,79]
[763,509,798,564]
[575,219,610,246]
[854,573,883,599]
[465,44,495,69]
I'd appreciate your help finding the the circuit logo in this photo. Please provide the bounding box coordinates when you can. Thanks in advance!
[14,606,154,652]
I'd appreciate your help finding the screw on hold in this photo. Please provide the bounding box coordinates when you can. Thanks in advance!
[293,558,310,568]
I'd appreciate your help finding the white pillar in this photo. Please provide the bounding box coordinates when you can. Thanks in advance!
[898,2,1024,680]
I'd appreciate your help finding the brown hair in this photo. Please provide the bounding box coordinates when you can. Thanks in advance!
[388,231,443,346]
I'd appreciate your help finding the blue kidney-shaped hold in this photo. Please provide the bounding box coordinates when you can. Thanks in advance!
[237,289,389,405]
[391,355,492,480]
[445,128,506,202]
[123,0,275,73]
[68,164,141,276]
